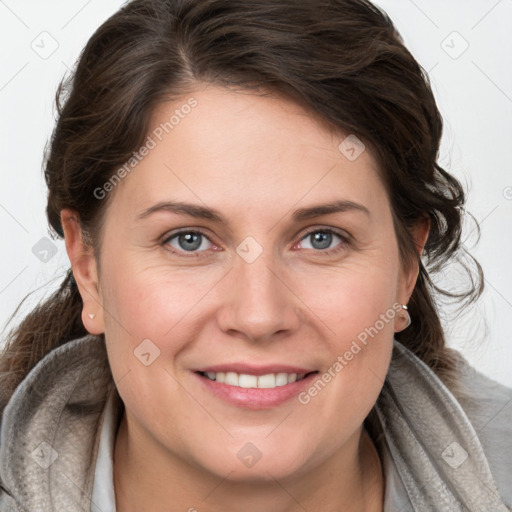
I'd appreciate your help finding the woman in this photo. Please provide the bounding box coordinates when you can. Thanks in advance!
[0,0,510,510]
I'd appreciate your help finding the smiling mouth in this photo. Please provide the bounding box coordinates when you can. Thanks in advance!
[196,370,319,389]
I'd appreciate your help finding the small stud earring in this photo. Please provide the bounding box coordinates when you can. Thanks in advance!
[88,313,95,320]
[401,304,411,329]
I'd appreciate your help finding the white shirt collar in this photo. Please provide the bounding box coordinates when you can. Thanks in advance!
[91,389,119,512]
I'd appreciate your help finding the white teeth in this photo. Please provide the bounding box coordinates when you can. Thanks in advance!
[202,371,310,389]
[275,373,289,386]
[257,374,276,388]
[224,372,239,386]
[238,374,258,388]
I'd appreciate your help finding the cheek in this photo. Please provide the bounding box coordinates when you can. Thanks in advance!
[98,266,196,434]
[292,250,399,420]
[301,249,400,343]
[100,257,211,340]
[98,257,220,400]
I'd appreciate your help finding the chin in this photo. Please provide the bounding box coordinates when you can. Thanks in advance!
[187,443,313,483]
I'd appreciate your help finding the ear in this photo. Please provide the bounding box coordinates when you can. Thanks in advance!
[61,208,105,335]
[395,215,430,332]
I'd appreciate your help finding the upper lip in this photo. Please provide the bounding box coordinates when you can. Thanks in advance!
[193,363,318,376]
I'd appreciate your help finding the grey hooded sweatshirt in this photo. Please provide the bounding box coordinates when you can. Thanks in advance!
[0,334,511,511]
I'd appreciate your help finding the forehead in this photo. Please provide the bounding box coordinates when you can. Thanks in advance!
[109,84,387,220]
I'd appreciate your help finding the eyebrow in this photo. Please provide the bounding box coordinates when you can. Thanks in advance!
[136,199,371,225]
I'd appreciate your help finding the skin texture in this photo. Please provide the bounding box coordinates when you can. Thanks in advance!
[62,83,429,512]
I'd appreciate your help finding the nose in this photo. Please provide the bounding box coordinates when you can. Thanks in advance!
[216,249,301,343]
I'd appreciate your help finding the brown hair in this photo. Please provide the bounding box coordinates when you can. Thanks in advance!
[0,0,483,409]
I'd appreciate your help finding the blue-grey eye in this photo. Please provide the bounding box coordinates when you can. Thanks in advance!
[300,230,342,251]
[166,231,212,252]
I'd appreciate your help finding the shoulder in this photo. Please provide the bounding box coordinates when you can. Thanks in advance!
[449,348,512,437]
[448,349,512,504]
[378,340,512,509]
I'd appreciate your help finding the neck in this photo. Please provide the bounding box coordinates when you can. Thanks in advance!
[113,412,384,512]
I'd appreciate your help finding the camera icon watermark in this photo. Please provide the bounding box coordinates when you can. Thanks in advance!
[32,237,58,263]
[236,236,263,264]
[31,442,59,469]
[338,134,365,161]
[134,338,161,366]
[441,441,468,469]
[441,31,469,60]
[237,442,263,468]
[30,31,59,60]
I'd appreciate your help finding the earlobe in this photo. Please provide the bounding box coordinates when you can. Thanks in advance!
[394,304,411,332]
[60,208,105,335]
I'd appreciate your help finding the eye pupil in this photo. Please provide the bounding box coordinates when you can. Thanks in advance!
[311,231,332,250]
[179,232,202,251]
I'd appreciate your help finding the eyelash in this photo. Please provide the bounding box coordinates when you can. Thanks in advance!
[161,227,351,258]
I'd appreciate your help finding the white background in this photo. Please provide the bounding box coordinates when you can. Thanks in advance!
[1,1,511,386]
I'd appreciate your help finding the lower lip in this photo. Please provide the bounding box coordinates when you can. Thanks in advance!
[193,371,319,410]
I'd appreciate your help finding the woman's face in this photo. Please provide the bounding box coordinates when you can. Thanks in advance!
[67,83,424,482]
